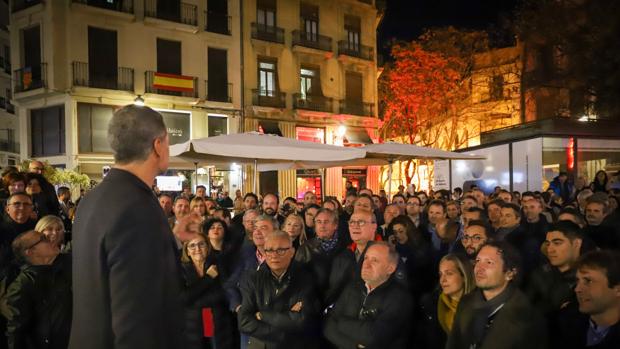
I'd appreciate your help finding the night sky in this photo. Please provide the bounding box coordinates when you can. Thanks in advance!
[378,0,521,58]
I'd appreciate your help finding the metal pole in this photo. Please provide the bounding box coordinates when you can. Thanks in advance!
[253,159,258,194]
[320,168,325,203]
[194,162,198,192]
[387,160,393,203]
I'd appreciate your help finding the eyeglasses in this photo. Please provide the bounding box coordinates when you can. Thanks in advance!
[187,241,207,250]
[348,220,375,227]
[26,235,47,250]
[462,235,485,243]
[8,201,33,208]
[264,247,291,256]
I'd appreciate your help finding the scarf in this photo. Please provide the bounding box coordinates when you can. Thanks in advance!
[466,285,516,348]
[319,235,339,253]
[437,292,460,333]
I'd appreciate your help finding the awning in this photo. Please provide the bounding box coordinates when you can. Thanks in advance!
[259,121,282,136]
[345,128,373,144]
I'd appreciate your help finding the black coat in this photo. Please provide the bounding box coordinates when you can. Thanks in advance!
[447,287,548,349]
[553,302,620,349]
[68,168,184,349]
[237,262,321,349]
[3,254,72,349]
[525,264,576,316]
[324,276,413,349]
[416,289,448,349]
[180,260,235,349]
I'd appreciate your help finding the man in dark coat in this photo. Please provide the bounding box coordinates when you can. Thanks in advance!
[69,105,196,349]
[3,230,72,349]
[238,230,321,349]
[447,241,548,349]
[324,242,413,349]
[553,250,620,349]
[583,195,620,250]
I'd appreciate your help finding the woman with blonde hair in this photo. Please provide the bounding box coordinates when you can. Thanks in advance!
[35,215,70,253]
[190,197,208,221]
[418,253,475,348]
[282,214,307,249]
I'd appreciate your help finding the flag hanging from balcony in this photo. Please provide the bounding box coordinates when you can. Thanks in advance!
[153,72,194,92]
[23,67,32,90]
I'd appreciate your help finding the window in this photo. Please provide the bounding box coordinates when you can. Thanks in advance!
[78,103,114,153]
[207,0,229,34]
[31,106,65,157]
[258,58,277,96]
[88,27,118,89]
[300,3,318,41]
[300,66,320,98]
[344,15,360,51]
[490,75,504,101]
[208,115,228,137]
[157,38,181,75]
[257,0,276,28]
[207,48,229,102]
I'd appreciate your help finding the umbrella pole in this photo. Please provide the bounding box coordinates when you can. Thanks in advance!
[194,162,198,192]
[253,159,258,194]
[388,160,393,203]
[320,168,325,204]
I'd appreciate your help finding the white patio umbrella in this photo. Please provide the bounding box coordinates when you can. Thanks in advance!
[169,132,367,193]
[259,142,486,199]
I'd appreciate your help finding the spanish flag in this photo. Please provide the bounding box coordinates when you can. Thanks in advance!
[152,72,195,92]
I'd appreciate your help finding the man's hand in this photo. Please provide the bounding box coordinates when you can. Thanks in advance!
[173,213,202,242]
[290,301,303,312]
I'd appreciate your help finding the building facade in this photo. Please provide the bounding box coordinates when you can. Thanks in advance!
[9,0,383,200]
[1,0,18,168]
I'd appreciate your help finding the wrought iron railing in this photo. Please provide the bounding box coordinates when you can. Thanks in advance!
[340,100,374,116]
[14,63,47,93]
[205,11,231,35]
[251,23,285,44]
[252,89,286,108]
[292,30,332,52]
[12,0,42,13]
[206,81,232,102]
[293,93,333,113]
[72,0,134,14]
[144,0,197,26]
[338,40,374,61]
[72,61,134,92]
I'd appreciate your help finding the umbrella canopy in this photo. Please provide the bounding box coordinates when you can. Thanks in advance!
[169,132,367,169]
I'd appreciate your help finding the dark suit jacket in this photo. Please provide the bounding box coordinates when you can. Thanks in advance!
[69,168,185,349]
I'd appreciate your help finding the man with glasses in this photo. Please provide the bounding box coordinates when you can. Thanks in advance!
[460,220,490,262]
[238,230,320,348]
[327,211,379,305]
[3,230,72,349]
[1,193,37,273]
[406,196,424,228]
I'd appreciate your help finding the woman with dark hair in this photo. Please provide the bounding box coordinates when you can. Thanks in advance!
[387,215,434,297]
[590,170,610,192]
[181,232,235,349]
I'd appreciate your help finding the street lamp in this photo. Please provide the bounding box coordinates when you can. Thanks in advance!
[134,95,145,106]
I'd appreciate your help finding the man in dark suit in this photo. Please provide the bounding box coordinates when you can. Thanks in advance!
[69,105,197,349]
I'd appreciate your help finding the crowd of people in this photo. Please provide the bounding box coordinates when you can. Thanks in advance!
[1,105,619,349]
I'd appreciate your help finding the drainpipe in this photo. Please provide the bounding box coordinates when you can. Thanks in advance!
[239,0,245,132]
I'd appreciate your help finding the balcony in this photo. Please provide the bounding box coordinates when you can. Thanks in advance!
[2,57,10,75]
[292,30,332,52]
[144,0,197,26]
[205,11,231,35]
[0,97,4,109]
[72,61,134,92]
[145,71,198,98]
[6,102,15,114]
[251,23,285,44]
[206,81,232,103]
[340,100,374,117]
[338,41,374,61]
[252,89,286,108]
[14,63,47,93]
[0,140,19,154]
[72,0,134,14]
[12,0,42,13]
[293,93,333,113]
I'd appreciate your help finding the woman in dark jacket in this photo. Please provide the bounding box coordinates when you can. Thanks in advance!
[181,231,235,349]
[387,215,434,298]
[417,253,475,349]
[282,214,307,249]
[590,170,610,192]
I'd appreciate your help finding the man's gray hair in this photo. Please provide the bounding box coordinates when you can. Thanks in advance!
[369,241,399,266]
[242,209,260,220]
[255,214,279,230]
[264,230,292,245]
[315,208,338,224]
[108,105,167,164]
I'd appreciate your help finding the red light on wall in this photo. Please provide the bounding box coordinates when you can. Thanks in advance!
[567,137,574,170]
